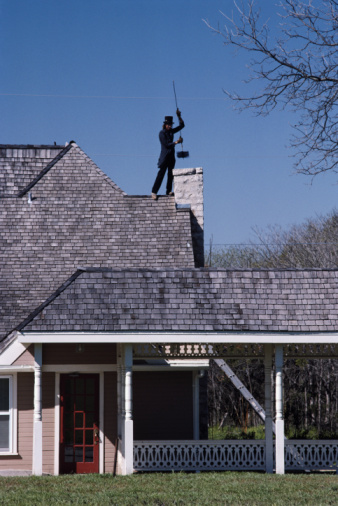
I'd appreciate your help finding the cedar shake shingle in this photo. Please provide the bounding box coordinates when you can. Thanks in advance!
[0,143,196,345]
[21,267,338,334]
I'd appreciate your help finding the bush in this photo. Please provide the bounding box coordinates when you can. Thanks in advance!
[287,425,338,440]
[208,425,265,440]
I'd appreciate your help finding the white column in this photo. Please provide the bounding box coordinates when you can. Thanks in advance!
[54,373,60,475]
[99,372,104,474]
[116,344,124,474]
[275,344,285,474]
[33,343,43,475]
[122,344,133,475]
[192,371,200,440]
[264,344,273,473]
[116,343,122,442]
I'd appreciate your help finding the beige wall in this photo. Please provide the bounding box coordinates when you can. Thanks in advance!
[0,373,34,472]
[104,372,118,473]
[42,372,55,474]
[12,344,34,366]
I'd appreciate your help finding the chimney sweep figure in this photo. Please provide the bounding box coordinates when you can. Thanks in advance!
[151,109,185,200]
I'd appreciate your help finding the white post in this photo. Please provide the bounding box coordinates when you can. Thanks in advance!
[264,344,273,473]
[116,344,124,474]
[99,372,104,474]
[122,344,133,475]
[275,344,285,474]
[54,373,60,475]
[117,345,122,432]
[192,371,200,440]
[33,343,43,475]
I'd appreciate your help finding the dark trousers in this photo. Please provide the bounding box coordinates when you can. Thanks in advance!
[152,158,175,195]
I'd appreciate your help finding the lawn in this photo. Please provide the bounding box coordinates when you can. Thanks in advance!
[0,472,337,505]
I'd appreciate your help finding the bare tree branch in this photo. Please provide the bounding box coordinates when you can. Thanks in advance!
[203,1,338,176]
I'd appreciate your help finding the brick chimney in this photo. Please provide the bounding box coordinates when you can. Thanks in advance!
[173,167,204,267]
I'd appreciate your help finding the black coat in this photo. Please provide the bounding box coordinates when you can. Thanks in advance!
[157,121,185,167]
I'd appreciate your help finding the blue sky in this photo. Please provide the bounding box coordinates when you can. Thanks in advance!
[1,0,337,246]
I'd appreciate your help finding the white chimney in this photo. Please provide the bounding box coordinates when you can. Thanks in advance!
[173,167,204,267]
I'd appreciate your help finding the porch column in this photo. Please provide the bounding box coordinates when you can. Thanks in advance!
[33,343,43,475]
[122,344,133,475]
[116,344,122,453]
[275,344,285,474]
[192,371,200,440]
[264,344,273,473]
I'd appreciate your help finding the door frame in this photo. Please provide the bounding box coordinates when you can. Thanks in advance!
[59,373,100,474]
[53,369,105,475]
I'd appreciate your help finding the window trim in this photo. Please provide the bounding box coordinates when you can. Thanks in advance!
[0,374,17,455]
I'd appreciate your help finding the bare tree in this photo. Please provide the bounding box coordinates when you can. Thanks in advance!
[204,1,338,176]
[206,209,338,437]
[206,209,338,269]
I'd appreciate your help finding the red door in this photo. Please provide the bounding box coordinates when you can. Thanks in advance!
[60,374,100,474]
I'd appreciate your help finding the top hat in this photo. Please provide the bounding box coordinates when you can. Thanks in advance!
[164,116,174,125]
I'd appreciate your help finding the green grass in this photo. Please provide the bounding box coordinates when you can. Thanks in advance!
[0,472,337,505]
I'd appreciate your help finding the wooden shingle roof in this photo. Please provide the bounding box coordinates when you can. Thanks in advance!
[21,267,338,334]
[0,143,196,344]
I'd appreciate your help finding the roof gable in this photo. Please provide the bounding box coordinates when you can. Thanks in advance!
[0,144,66,196]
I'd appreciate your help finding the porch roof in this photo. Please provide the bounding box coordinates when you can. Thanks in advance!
[18,267,338,335]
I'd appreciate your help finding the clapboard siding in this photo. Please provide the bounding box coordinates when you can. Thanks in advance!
[42,372,55,474]
[43,343,116,365]
[104,372,117,473]
[0,373,34,471]
[12,344,34,366]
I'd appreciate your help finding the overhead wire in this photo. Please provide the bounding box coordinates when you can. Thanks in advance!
[0,93,227,101]
[1,92,288,161]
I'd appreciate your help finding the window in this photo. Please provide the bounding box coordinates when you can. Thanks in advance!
[0,376,13,453]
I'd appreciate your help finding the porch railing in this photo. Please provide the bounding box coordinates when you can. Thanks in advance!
[285,440,338,472]
[134,440,266,472]
[134,440,338,473]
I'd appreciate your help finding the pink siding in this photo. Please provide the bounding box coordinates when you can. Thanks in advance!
[133,371,193,440]
[0,366,118,474]
[42,373,55,474]
[12,344,34,366]
[0,373,34,472]
[43,344,116,365]
[104,372,117,473]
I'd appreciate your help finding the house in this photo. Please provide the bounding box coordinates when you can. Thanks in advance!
[0,142,207,475]
[1,142,338,476]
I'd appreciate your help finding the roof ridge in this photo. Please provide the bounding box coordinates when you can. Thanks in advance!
[0,144,66,149]
[62,266,338,273]
[17,141,75,197]
[72,144,126,195]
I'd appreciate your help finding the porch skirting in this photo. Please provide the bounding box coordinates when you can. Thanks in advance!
[134,440,338,473]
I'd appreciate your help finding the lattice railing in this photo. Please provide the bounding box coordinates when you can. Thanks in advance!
[133,440,338,472]
[133,440,266,471]
[285,440,338,472]
[133,343,338,359]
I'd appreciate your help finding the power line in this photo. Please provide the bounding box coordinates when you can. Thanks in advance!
[92,153,288,159]
[0,93,227,101]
